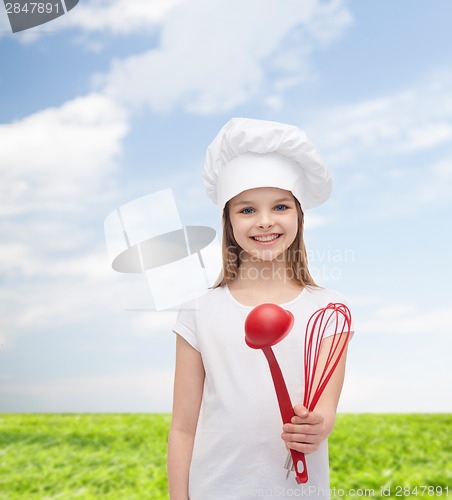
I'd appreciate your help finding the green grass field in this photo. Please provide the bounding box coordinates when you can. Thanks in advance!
[0,414,450,499]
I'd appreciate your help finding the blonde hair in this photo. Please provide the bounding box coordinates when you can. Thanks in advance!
[215,197,318,288]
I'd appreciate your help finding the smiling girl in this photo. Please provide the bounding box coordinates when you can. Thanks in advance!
[167,118,353,499]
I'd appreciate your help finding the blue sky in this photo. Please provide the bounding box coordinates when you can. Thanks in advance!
[1,0,451,413]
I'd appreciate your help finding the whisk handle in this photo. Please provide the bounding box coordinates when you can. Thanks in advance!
[293,451,308,483]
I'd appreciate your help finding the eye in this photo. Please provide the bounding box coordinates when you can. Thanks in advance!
[240,207,255,215]
[274,204,288,211]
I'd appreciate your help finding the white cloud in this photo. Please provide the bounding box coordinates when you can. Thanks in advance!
[0,230,180,346]
[400,121,452,152]
[0,93,128,216]
[359,305,452,337]
[61,0,187,34]
[0,92,134,346]
[0,272,109,333]
[129,311,178,336]
[99,0,353,113]
[305,70,452,217]
[418,156,452,205]
[0,221,108,279]
[313,70,452,166]
[0,259,164,344]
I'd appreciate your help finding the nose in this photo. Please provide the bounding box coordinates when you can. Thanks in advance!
[257,210,274,229]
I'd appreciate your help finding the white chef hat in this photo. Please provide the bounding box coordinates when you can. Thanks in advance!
[203,117,332,211]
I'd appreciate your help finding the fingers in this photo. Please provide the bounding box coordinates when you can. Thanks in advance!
[285,440,321,454]
[281,409,325,454]
[281,430,319,444]
[281,427,322,453]
[282,422,320,435]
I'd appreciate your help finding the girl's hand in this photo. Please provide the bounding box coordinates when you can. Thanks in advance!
[280,404,326,454]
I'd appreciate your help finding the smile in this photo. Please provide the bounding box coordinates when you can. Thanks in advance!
[251,234,281,243]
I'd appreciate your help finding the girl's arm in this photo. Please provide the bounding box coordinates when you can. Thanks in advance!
[281,336,349,453]
[167,334,205,500]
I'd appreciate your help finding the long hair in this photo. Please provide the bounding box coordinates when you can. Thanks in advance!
[214,198,318,288]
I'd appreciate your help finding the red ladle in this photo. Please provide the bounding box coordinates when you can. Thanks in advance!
[244,303,308,484]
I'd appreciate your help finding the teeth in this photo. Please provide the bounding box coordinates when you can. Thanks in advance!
[253,234,280,242]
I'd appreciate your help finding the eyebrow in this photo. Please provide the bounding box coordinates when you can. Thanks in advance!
[232,196,294,206]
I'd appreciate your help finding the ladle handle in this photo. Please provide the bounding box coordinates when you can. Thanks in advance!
[262,347,309,484]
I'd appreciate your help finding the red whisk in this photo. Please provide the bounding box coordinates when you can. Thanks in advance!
[245,302,352,484]
[286,302,352,482]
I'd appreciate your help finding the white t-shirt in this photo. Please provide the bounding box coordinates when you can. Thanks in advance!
[173,285,353,499]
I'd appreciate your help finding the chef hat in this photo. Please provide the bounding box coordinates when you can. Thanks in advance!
[203,117,332,211]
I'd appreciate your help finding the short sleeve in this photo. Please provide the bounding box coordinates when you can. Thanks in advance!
[172,301,200,352]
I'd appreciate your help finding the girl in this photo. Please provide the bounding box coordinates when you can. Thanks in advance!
[167,118,353,499]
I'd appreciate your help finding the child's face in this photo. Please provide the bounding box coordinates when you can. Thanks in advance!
[228,187,298,262]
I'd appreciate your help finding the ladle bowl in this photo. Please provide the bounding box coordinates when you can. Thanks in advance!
[245,303,294,349]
